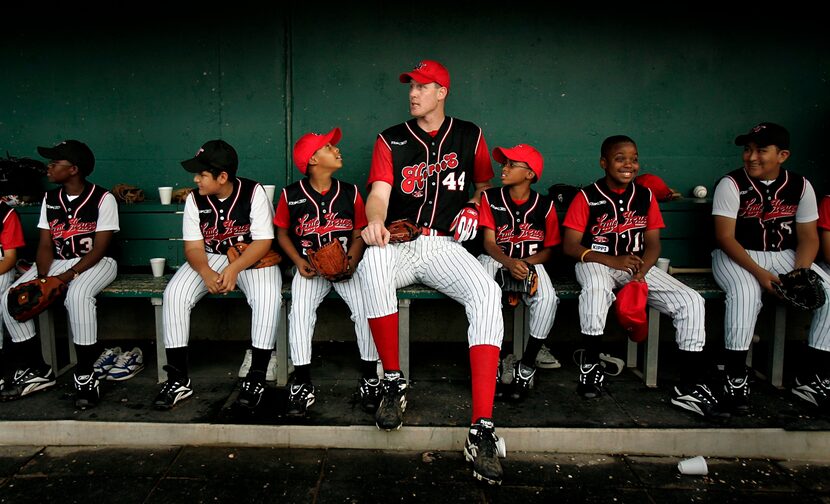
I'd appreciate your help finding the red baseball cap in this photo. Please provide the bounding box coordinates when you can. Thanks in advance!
[292,127,342,175]
[399,60,451,90]
[635,173,673,201]
[492,144,544,181]
[614,281,649,343]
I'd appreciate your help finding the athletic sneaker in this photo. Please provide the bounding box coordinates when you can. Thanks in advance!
[93,347,122,378]
[0,367,56,401]
[107,347,144,381]
[572,349,624,376]
[74,373,100,409]
[375,371,407,431]
[792,374,830,408]
[499,354,518,385]
[577,362,605,399]
[235,377,265,410]
[723,372,751,413]
[510,362,536,401]
[286,382,316,417]
[358,377,382,412]
[238,349,287,381]
[153,370,193,410]
[671,384,730,419]
[535,344,561,369]
[464,418,504,485]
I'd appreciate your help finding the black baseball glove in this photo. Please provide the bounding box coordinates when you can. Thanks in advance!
[495,264,539,307]
[773,268,826,311]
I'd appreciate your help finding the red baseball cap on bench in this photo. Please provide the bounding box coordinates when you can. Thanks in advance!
[615,281,649,343]
[293,127,342,175]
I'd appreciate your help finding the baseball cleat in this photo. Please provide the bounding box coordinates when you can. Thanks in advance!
[74,373,100,409]
[286,383,316,417]
[107,347,144,381]
[671,384,730,420]
[464,418,504,485]
[723,372,751,413]
[792,374,830,408]
[0,367,56,401]
[153,375,193,410]
[577,362,605,399]
[510,362,535,401]
[235,377,265,410]
[358,377,382,413]
[375,371,407,431]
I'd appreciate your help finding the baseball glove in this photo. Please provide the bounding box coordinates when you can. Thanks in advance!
[226,242,282,269]
[495,264,539,307]
[773,268,826,311]
[387,219,422,243]
[306,240,352,282]
[7,276,68,322]
[111,184,145,204]
[172,187,193,203]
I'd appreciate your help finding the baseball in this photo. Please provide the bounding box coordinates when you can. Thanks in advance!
[693,185,708,198]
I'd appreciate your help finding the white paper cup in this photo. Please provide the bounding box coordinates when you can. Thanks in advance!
[677,456,708,475]
[656,257,670,272]
[263,184,276,202]
[158,187,173,205]
[150,257,166,277]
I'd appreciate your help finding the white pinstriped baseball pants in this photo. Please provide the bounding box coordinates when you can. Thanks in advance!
[477,255,559,340]
[1,257,118,346]
[713,249,830,351]
[358,236,504,348]
[0,268,16,347]
[162,253,281,350]
[288,269,379,366]
[575,262,706,352]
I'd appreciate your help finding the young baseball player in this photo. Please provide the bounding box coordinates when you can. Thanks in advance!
[0,201,26,389]
[562,135,727,419]
[477,143,560,402]
[817,195,830,274]
[712,122,830,411]
[0,140,119,409]
[360,60,505,484]
[156,139,281,411]
[275,127,380,417]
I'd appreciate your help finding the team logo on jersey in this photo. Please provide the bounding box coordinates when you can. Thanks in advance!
[46,204,61,210]
[495,223,544,244]
[288,198,307,205]
[490,204,507,211]
[295,212,353,237]
[739,198,797,220]
[199,209,211,214]
[49,218,97,239]
[301,239,313,248]
[587,200,606,206]
[201,219,251,244]
[590,212,648,236]
[593,236,609,243]
[400,152,459,195]
[391,140,408,146]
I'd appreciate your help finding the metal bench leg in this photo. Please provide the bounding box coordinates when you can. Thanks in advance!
[643,307,660,388]
[626,338,638,369]
[276,299,289,386]
[398,299,411,383]
[770,303,786,388]
[151,298,166,383]
[512,305,526,358]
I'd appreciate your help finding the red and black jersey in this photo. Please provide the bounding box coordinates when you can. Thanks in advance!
[369,117,493,232]
[818,195,830,231]
[0,201,25,258]
[44,184,110,259]
[274,178,366,258]
[192,177,258,254]
[725,168,805,251]
[479,187,561,259]
[569,179,658,257]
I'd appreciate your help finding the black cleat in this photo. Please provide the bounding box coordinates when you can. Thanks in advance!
[286,383,316,417]
[74,373,100,409]
[0,367,56,401]
[510,362,535,401]
[671,384,730,420]
[577,362,605,398]
[154,374,193,410]
[235,377,265,410]
[358,377,382,412]
[464,418,504,485]
[723,373,751,413]
[792,374,830,409]
[375,371,407,431]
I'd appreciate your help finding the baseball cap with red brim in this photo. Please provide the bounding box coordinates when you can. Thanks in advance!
[635,173,674,202]
[293,127,342,175]
[399,60,450,90]
[492,144,544,181]
[615,281,649,343]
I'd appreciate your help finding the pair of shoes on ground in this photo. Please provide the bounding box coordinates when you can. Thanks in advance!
[94,347,145,381]
[284,376,382,418]
[0,366,56,402]
[237,349,289,382]
[497,355,536,401]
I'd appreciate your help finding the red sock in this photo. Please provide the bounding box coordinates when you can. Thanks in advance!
[368,313,399,372]
[470,344,500,424]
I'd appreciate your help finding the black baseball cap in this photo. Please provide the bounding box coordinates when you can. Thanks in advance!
[37,139,95,176]
[181,139,238,176]
[734,122,790,150]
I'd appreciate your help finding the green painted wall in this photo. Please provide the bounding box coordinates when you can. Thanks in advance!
[2,6,828,198]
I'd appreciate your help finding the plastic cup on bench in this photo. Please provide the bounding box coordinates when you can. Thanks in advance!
[150,258,166,277]
[158,186,173,205]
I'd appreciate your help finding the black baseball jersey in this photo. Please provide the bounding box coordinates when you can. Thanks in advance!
[480,187,558,259]
[44,184,110,259]
[578,179,652,257]
[278,178,364,257]
[724,168,805,251]
[377,117,485,231]
[192,177,258,254]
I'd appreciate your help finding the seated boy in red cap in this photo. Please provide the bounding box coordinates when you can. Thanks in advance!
[562,135,727,419]
[476,143,561,401]
[275,127,379,417]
